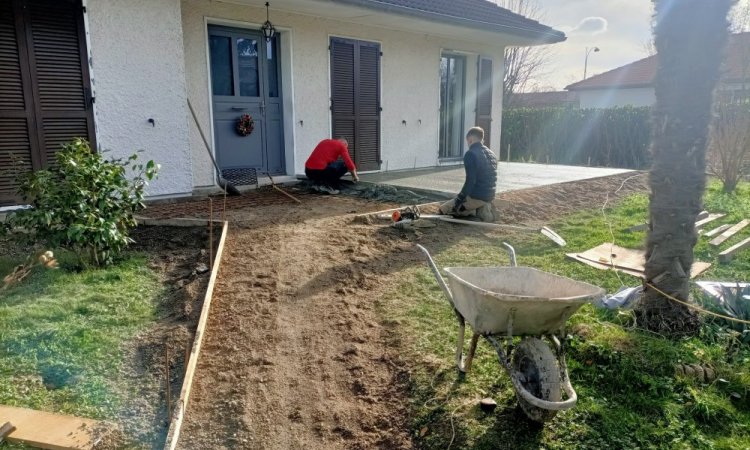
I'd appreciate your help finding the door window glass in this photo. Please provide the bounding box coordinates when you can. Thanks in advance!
[237,38,260,97]
[266,38,279,98]
[209,35,233,96]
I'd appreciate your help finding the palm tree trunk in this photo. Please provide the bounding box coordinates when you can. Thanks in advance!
[637,0,732,336]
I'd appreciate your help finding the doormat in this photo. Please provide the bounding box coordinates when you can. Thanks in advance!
[221,168,258,186]
[566,243,711,279]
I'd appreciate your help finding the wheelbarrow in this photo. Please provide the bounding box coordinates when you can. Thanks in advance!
[417,244,605,422]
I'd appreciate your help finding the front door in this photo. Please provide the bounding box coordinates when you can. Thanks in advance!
[208,25,284,185]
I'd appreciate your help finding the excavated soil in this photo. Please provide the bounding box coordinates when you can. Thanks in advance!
[176,171,648,450]
[113,226,218,448]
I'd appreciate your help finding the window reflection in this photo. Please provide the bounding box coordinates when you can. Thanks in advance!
[238,38,259,97]
[266,38,279,98]
[209,35,233,96]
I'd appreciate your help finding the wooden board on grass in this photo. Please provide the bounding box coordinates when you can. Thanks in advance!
[709,219,749,247]
[0,405,103,450]
[704,223,731,238]
[576,243,646,272]
[625,223,648,232]
[695,214,725,230]
[567,243,711,279]
[719,236,750,263]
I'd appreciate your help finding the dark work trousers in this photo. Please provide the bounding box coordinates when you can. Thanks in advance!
[305,160,348,187]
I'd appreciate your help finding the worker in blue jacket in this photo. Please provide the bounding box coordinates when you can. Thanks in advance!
[439,127,497,222]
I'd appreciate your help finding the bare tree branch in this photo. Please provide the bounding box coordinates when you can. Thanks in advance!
[731,0,750,32]
[642,38,657,57]
[709,101,750,193]
[497,0,552,107]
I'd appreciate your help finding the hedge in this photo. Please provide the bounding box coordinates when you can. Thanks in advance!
[500,106,652,169]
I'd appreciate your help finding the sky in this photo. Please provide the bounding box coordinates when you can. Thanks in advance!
[522,0,749,91]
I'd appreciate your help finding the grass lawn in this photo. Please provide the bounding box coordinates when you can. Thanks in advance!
[0,250,160,438]
[383,180,750,449]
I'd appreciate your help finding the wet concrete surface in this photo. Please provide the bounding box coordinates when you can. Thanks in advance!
[360,162,632,196]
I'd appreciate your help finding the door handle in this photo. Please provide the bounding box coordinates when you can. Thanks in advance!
[260,101,266,115]
[231,106,246,111]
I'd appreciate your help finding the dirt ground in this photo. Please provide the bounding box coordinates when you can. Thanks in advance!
[173,172,649,450]
[116,226,217,448]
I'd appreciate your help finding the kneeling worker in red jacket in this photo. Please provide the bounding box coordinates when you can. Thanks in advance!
[305,137,359,194]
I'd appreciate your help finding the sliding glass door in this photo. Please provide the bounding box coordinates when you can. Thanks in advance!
[439,53,466,159]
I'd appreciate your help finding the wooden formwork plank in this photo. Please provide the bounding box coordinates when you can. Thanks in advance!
[0,406,102,450]
[719,236,750,263]
[709,219,749,247]
[704,223,731,238]
[695,214,725,230]
[163,221,229,450]
[135,217,223,227]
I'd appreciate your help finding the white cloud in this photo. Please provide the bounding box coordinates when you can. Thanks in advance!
[532,1,652,90]
[566,16,609,36]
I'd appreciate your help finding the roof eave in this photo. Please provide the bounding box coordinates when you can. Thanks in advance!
[330,0,566,44]
[566,83,654,91]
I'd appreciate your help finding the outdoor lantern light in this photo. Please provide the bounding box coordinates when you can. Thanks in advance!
[261,2,276,42]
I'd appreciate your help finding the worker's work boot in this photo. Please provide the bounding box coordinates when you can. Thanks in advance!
[490,202,500,221]
[477,204,495,222]
[319,185,340,195]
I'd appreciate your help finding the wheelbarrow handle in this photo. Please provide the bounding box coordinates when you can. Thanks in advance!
[502,242,517,267]
[416,245,455,307]
[417,244,469,371]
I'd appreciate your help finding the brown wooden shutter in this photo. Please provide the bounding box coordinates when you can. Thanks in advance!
[0,0,94,206]
[356,42,381,171]
[1,0,35,205]
[330,38,356,161]
[476,56,493,147]
[330,37,381,171]
[26,0,95,167]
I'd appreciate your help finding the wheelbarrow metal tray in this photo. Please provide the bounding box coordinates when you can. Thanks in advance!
[444,267,605,335]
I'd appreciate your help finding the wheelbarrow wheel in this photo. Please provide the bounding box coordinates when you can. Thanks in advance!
[512,337,561,423]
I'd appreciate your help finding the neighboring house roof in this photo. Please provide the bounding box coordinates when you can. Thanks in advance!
[566,32,750,91]
[509,91,579,108]
[332,0,566,43]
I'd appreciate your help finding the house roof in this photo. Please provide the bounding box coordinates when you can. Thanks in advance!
[510,91,579,108]
[332,0,566,43]
[566,32,750,91]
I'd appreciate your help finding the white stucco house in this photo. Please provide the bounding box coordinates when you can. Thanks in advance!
[0,0,565,205]
[566,32,750,109]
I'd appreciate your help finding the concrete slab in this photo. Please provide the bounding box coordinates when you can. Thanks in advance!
[360,162,632,195]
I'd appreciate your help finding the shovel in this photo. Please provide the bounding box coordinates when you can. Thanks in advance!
[420,215,567,247]
[186,99,241,196]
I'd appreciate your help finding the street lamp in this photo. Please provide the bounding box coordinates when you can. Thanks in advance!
[583,46,600,80]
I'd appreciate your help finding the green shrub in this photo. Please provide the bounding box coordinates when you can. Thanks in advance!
[500,106,652,169]
[5,139,159,267]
